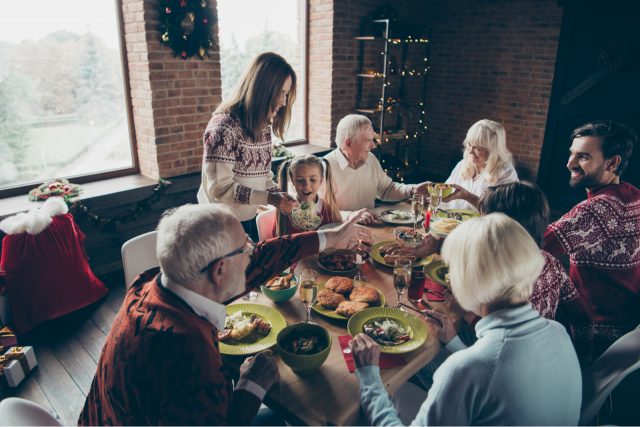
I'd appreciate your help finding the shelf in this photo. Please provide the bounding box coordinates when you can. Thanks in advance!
[356,73,383,79]
[352,36,429,44]
[355,108,379,115]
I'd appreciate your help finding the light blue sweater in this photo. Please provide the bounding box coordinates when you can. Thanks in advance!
[356,304,582,425]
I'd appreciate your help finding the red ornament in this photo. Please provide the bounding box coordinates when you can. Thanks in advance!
[179,0,186,6]
[165,7,171,13]
[181,51,187,58]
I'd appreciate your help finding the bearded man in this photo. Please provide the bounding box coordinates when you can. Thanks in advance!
[543,120,639,363]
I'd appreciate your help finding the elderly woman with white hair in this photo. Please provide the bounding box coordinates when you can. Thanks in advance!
[349,213,582,426]
[442,119,518,211]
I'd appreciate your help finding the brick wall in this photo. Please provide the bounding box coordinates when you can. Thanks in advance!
[122,0,221,179]
[420,0,563,181]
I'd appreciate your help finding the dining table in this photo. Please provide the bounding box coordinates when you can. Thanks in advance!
[225,207,453,426]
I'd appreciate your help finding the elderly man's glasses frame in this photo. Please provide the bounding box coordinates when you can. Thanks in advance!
[199,235,255,273]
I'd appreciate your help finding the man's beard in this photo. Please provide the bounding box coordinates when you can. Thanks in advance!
[568,164,606,189]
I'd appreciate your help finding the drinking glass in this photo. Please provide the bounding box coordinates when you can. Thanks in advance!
[393,258,412,310]
[350,230,371,278]
[298,269,318,323]
[427,186,443,223]
[408,268,426,303]
[411,194,425,229]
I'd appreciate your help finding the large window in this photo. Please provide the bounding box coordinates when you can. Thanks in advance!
[0,0,135,194]
[217,0,306,143]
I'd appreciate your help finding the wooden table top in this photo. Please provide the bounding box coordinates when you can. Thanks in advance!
[227,221,443,426]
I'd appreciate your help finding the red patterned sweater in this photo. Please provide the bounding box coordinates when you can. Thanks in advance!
[530,251,581,320]
[197,113,278,221]
[79,232,319,425]
[544,182,640,358]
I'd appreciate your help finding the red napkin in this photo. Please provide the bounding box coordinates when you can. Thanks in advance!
[338,335,406,373]
[424,277,445,301]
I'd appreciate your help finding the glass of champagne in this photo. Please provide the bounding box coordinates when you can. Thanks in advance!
[299,269,318,323]
[393,258,412,310]
[428,186,443,221]
[411,194,425,229]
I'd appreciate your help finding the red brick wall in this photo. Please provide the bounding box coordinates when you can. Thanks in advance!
[122,0,221,179]
[420,0,563,180]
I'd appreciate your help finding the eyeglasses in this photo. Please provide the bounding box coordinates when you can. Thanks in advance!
[199,234,255,273]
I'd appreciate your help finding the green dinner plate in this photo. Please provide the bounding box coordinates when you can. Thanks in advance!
[370,240,433,268]
[219,303,287,356]
[311,282,386,321]
[434,208,479,221]
[424,259,449,288]
[347,307,428,354]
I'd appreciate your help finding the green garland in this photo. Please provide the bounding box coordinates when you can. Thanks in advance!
[159,0,215,59]
[69,180,172,232]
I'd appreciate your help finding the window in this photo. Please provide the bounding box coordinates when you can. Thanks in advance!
[217,0,307,143]
[0,0,135,194]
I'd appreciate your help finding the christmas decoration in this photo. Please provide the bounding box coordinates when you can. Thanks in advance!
[28,179,82,202]
[159,0,216,59]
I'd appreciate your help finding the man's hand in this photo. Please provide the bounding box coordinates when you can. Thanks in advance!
[441,184,479,208]
[348,333,380,368]
[324,210,373,249]
[405,234,441,258]
[267,192,298,214]
[349,209,381,225]
[413,181,432,197]
[238,350,279,391]
[423,309,457,344]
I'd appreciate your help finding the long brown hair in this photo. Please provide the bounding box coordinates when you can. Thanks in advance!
[275,155,342,236]
[215,52,297,140]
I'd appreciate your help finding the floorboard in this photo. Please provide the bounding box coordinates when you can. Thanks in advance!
[50,336,98,395]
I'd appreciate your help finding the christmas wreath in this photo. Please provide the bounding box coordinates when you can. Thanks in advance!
[159,0,216,59]
[28,179,82,202]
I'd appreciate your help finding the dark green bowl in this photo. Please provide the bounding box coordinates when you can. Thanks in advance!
[276,323,331,375]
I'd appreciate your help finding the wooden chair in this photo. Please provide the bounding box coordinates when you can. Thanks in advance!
[580,325,640,425]
[121,231,158,289]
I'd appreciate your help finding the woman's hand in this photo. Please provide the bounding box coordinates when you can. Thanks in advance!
[404,234,441,257]
[442,288,478,326]
[348,333,381,368]
[423,309,457,344]
[349,209,381,225]
[324,210,373,249]
[267,192,298,214]
[441,184,479,208]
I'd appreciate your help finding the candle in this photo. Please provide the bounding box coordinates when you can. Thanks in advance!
[424,210,431,230]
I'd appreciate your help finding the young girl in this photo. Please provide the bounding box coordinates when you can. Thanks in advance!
[274,154,342,236]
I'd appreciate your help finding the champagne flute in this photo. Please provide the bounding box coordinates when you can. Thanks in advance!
[299,269,318,323]
[393,258,412,310]
[427,186,443,222]
[411,194,425,229]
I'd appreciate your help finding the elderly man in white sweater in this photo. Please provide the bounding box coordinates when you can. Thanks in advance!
[324,114,429,224]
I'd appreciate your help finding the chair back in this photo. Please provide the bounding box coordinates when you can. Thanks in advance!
[256,208,276,241]
[121,231,158,289]
[0,397,61,426]
[580,325,640,425]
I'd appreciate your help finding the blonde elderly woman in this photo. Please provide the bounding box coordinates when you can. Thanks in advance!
[349,213,581,426]
[442,119,518,211]
[324,114,430,224]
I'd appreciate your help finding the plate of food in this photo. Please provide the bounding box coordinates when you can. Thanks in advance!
[317,249,358,274]
[370,240,433,268]
[424,259,450,288]
[218,303,287,355]
[394,227,425,248]
[312,276,386,320]
[380,209,423,225]
[434,208,479,222]
[429,218,462,237]
[347,307,428,354]
[290,201,323,231]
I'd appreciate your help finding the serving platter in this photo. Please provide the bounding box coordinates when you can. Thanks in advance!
[311,282,386,321]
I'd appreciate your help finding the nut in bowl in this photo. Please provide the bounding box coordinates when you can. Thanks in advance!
[260,273,298,303]
[429,218,462,237]
[276,323,332,375]
[394,227,425,249]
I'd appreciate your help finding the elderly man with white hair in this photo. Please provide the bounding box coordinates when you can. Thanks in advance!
[349,213,582,426]
[79,204,366,426]
[324,114,429,224]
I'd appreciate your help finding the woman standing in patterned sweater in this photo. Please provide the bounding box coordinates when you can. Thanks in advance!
[197,52,298,240]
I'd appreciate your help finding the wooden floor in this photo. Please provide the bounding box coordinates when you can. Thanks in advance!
[6,271,126,425]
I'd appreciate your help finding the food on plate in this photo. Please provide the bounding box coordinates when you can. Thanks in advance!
[377,242,419,265]
[383,209,412,220]
[431,218,462,235]
[290,200,322,231]
[285,336,326,355]
[317,289,346,309]
[318,249,356,272]
[264,273,295,290]
[394,227,424,248]
[363,318,412,346]
[349,286,380,304]
[325,276,354,294]
[335,301,370,318]
[218,311,272,342]
[426,182,453,194]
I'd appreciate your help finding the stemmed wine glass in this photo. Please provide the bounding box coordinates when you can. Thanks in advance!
[411,194,425,229]
[393,258,412,310]
[427,186,443,223]
[298,269,318,323]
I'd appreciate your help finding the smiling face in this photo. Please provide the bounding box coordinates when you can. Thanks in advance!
[345,124,375,168]
[271,75,293,120]
[291,164,324,202]
[465,142,490,168]
[567,136,619,190]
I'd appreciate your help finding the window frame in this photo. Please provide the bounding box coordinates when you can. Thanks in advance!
[0,0,139,199]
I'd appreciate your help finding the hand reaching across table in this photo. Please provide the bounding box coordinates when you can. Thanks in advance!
[441,184,480,209]
[324,209,373,250]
